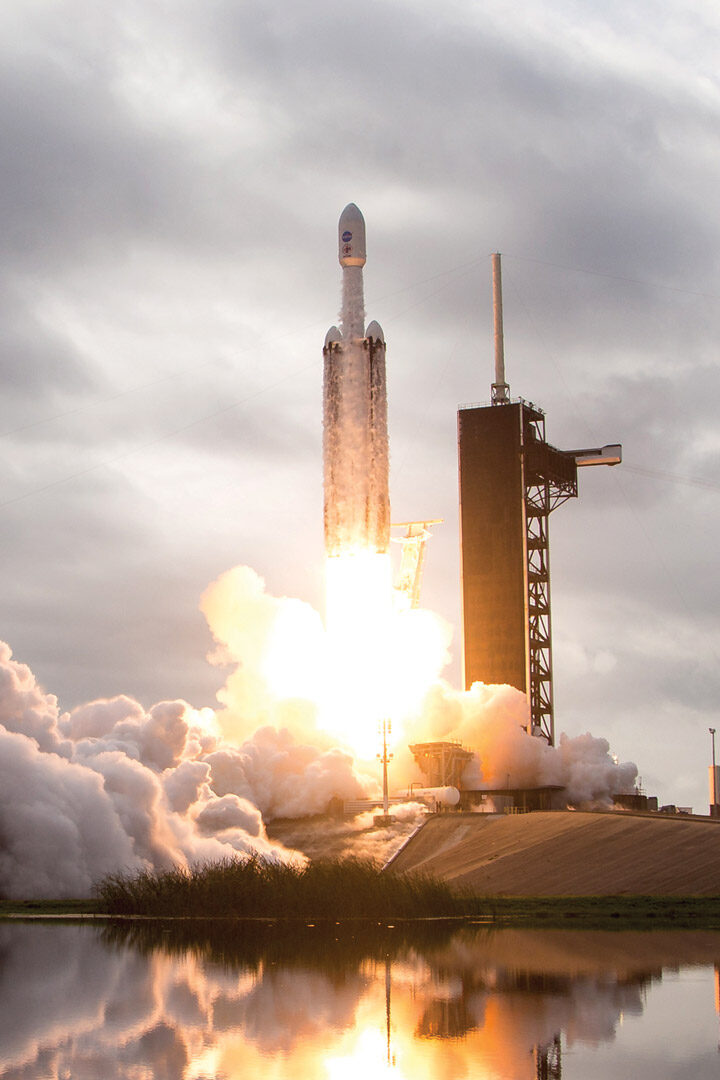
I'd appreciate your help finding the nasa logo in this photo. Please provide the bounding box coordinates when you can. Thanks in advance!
[341,231,352,243]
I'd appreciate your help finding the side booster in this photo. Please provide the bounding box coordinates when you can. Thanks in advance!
[323,204,390,557]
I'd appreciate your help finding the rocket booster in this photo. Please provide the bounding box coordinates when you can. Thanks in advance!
[323,204,390,557]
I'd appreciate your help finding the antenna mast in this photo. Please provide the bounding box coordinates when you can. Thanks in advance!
[491,252,510,404]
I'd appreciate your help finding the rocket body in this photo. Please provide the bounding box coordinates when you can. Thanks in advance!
[323,204,390,556]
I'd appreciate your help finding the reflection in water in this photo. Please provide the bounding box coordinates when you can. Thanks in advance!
[535,1036,561,1080]
[0,921,719,1079]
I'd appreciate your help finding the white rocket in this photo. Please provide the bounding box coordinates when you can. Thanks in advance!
[323,204,390,557]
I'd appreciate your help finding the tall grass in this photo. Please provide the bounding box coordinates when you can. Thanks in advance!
[94,854,474,919]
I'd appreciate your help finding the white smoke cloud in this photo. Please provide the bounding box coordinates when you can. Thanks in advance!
[0,631,371,898]
[162,758,212,813]
[0,562,637,899]
[0,726,141,898]
[412,679,637,807]
[0,641,70,756]
[199,564,327,741]
[194,793,265,838]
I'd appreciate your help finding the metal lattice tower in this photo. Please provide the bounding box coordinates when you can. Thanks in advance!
[522,407,578,744]
[458,253,621,747]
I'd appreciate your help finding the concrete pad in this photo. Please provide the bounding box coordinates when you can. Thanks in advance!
[387,811,720,896]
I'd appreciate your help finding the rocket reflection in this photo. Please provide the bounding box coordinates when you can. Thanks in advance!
[1,924,720,1080]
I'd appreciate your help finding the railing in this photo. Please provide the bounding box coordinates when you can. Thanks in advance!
[458,396,545,415]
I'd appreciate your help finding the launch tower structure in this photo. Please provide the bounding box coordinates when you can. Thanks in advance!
[392,520,443,609]
[458,254,621,745]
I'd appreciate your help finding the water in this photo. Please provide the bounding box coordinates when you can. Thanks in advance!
[1,920,719,1079]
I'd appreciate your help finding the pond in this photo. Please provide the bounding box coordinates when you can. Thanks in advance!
[1,919,718,1079]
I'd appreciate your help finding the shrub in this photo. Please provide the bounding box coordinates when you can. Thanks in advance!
[94,854,472,919]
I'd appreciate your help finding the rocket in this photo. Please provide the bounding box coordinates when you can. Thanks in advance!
[323,204,390,557]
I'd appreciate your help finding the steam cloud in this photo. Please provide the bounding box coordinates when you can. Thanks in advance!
[412,681,638,808]
[0,565,636,899]
[0,627,369,899]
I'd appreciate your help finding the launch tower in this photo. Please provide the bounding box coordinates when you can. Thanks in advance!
[458,255,621,744]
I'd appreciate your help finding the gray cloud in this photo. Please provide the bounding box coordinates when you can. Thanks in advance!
[0,0,716,816]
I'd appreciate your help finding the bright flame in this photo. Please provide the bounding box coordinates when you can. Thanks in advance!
[322,551,394,758]
[325,1027,406,1080]
[260,596,326,701]
[320,550,452,760]
[199,558,453,765]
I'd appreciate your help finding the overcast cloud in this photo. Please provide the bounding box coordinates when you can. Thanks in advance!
[0,0,719,812]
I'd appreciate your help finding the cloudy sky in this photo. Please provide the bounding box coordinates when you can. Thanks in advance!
[1,0,719,813]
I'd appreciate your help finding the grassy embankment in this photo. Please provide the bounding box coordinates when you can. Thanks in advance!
[92,857,720,925]
[3,856,720,926]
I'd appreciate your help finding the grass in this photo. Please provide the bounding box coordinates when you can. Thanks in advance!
[482,895,720,928]
[93,854,471,919]
[3,855,720,927]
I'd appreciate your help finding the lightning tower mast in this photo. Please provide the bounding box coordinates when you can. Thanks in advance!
[458,254,621,744]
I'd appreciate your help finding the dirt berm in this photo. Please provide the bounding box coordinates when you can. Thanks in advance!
[387,810,720,895]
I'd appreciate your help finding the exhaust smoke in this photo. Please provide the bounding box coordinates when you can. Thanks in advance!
[0,554,637,900]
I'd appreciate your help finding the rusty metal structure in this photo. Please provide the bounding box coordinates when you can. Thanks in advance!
[409,740,474,789]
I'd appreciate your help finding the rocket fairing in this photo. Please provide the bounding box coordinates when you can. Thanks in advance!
[323,204,390,557]
[338,202,366,268]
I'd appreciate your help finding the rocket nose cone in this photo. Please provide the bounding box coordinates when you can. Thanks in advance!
[340,202,363,224]
[339,203,366,267]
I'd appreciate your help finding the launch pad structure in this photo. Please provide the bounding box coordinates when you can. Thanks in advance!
[407,740,474,789]
[392,519,443,609]
[458,255,621,745]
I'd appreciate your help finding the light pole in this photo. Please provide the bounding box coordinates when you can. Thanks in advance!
[378,719,393,817]
[710,728,717,816]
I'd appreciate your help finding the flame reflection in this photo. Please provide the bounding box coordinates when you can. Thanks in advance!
[1,924,719,1080]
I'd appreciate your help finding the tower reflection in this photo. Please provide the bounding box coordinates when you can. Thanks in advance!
[1,922,719,1080]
